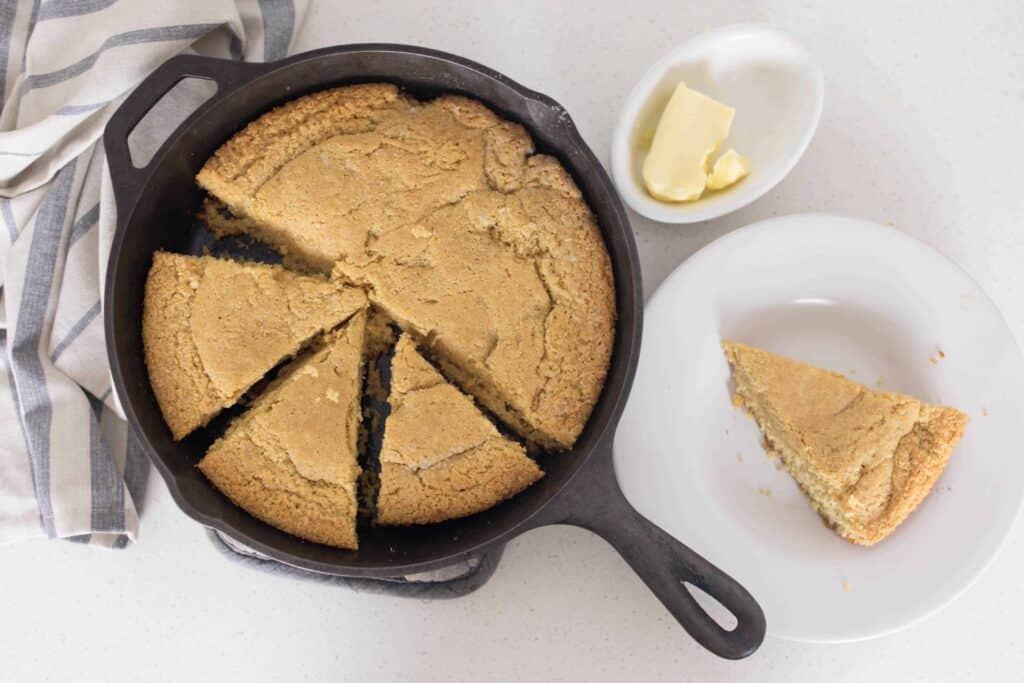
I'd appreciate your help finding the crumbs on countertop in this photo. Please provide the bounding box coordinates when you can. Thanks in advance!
[929,347,947,364]
[758,486,773,497]
[736,453,744,463]
[842,581,853,592]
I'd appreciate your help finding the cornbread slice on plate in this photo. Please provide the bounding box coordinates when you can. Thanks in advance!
[722,341,968,546]
[376,335,543,526]
[142,251,365,440]
[198,312,367,549]
[336,178,615,451]
[196,83,525,273]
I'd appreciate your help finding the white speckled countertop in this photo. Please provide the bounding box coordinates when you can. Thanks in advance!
[3,2,1023,680]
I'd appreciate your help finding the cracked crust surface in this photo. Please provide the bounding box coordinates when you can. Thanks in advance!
[142,251,366,440]
[198,313,367,549]
[197,83,513,273]
[336,167,614,450]
[723,341,968,546]
[197,83,614,450]
[375,335,542,526]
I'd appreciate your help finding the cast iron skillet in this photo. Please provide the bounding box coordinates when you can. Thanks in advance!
[103,44,765,659]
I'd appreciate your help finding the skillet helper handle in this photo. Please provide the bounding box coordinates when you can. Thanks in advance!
[103,55,267,216]
[539,444,765,659]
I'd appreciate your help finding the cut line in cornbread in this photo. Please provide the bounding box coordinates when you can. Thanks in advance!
[142,251,365,440]
[199,312,367,549]
[375,335,543,526]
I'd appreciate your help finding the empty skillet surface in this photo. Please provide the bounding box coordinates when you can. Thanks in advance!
[103,45,765,658]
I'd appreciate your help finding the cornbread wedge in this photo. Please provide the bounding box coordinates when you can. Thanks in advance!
[722,341,968,545]
[142,251,365,439]
[199,312,367,549]
[376,335,543,526]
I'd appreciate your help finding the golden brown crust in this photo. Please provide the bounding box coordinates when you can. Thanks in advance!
[375,336,542,525]
[844,404,967,544]
[196,86,515,273]
[723,341,968,545]
[376,444,543,526]
[335,171,613,451]
[337,180,614,450]
[196,84,614,450]
[196,83,405,211]
[198,313,367,549]
[142,251,365,439]
[142,252,221,440]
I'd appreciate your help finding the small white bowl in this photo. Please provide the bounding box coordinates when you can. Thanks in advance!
[611,24,824,224]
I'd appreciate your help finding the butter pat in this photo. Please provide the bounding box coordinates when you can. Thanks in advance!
[641,82,743,201]
[707,149,750,190]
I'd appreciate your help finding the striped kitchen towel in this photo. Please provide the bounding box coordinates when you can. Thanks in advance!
[0,0,308,547]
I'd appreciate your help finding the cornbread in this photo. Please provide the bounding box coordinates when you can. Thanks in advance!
[197,83,513,273]
[376,335,543,526]
[723,341,968,545]
[197,83,615,450]
[142,251,365,439]
[135,83,620,546]
[199,312,367,549]
[336,180,614,451]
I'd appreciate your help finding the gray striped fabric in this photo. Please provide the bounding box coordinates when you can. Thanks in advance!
[21,23,227,92]
[38,0,120,23]
[0,3,16,108]
[0,0,306,547]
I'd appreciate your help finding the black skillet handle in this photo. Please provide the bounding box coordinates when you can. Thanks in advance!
[533,443,766,659]
[103,55,269,218]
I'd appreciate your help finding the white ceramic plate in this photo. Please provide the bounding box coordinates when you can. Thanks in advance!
[614,213,1024,642]
[611,24,823,224]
